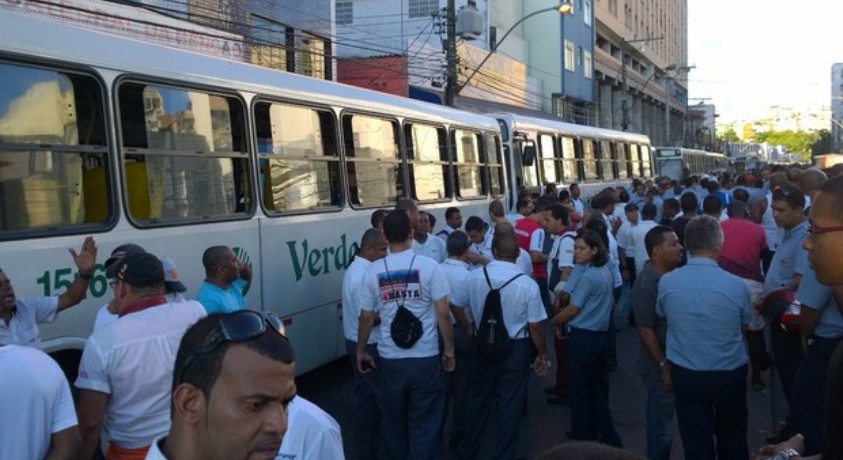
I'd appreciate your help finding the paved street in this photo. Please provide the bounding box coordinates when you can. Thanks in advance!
[297,320,779,459]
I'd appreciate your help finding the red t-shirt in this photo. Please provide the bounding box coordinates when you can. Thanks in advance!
[718,218,767,282]
[514,217,546,278]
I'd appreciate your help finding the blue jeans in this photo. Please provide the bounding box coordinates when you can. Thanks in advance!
[671,364,748,460]
[459,339,533,460]
[345,340,383,460]
[642,372,675,460]
[379,356,447,460]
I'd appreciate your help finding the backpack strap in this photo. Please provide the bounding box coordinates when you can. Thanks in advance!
[483,266,524,291]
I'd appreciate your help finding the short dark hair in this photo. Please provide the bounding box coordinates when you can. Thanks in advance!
[732,188,750,203]
[464,215,486,233]
[680,191,698,214]
[618,188,630,203]
[383,210,412,243]
[491,226,520,261]
[641,202,657,220]
[558,189,571,201]
[516,197,532,211]
[817,175,843,223]
[702,194,722,215]
[727,200,749,219]
[446,230,470,257]
[202,245,232,274]
[575,229,609,267]
[547,204,570,226]
[395,197,418,213]
[663,198,680,213]
[645,225,675,258]
[360,228,384,250]
[445,207,460,220]
[370,209,389,228]
[173,314,294,403]
[583,218,610,255]
[427,212,437,229]
[772,185,806,210]
[488,200,505,218]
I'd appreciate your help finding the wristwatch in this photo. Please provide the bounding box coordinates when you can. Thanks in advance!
[769,448,800,459]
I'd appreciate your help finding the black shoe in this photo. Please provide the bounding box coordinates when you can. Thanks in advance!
[544,386,560,395]
[448,434,462,451]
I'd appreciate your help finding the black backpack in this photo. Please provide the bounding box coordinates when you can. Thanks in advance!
[475,267,523,359]
[385,256,423,349]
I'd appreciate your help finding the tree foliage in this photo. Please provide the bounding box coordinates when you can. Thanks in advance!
[718,127,740,143]
[811,129,833,157]
[750,129,818,162]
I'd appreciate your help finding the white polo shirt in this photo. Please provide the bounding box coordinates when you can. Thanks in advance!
[76,300,206,449]
[0,345,77,460]
[412,236,447,263]
[359,249,450,359]
[467,261,547,339]
[0,296,58,348]
[440,258,471,324]
[629,220,659,275]
[342,257,379,344]
[275,397,344,460]
[93,293,187,333]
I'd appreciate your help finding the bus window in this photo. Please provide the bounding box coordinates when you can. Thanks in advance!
[580,139,598,181]
[254,101,340,213]
[519,139,540,190]
[597,141,612,180]
[640,145,652,177]
[118,83,250,223]
[629,144,641,178]
[561,136,578,181]
[0,62,110,235]
[614,143,628,180]
[342,114,401,207]
[452,129,483,199]
[539,134,558,184]
[406,123,448,202]
[483,133,505,197]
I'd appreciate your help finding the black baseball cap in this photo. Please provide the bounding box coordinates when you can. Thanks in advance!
[108,252,164,288]
[104,243,146,273]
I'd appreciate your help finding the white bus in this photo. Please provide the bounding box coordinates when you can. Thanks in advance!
[654,147,729,180]
[493,113,653,203]
[0,10,507,376]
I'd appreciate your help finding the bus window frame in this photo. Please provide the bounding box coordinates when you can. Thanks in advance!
[538,132,559,185]
[114,75,254,229]
[339,109,405,209]
[560,135,579,182]
[451,126,486,201]
[251,96,344,215]
[482,132,506,198]
[404,119,450,203]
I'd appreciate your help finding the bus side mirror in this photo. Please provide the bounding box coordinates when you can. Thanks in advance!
[522,141,537,167]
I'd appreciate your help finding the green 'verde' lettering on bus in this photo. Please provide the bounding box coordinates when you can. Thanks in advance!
[286,235,360,282]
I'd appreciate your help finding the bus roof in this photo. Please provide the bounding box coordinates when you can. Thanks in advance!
[491,112,651,144]
[0,9,500,131]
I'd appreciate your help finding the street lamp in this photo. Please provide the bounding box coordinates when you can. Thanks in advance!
[447,1,574,105]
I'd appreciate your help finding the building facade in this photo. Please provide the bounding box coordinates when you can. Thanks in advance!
[832,63,843,151]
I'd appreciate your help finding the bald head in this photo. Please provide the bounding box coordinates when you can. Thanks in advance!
[491,227,520,262]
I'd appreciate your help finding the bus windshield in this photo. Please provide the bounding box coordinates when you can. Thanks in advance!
[658,158,684,181]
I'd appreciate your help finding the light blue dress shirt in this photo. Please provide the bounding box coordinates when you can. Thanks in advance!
[797,267,843,339]
[763,221,809,294]
[657,257,751,371]
[564,263,614,332]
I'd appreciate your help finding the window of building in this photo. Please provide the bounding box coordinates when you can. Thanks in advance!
[452,129,484,199]
[0,61,111,235]
[409,0,439,18]
[406,123,449,201]
[584,0,592,25]
[295,32,328,79]
[118,82,251,224]
[251,15,287,71]
[254,101,341,213]
[584,50,593,79]
[564,40,575,71]
[342,114,401,207]
[336,1,353,26]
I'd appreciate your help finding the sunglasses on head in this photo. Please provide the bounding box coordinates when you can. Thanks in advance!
[176,310,287,384]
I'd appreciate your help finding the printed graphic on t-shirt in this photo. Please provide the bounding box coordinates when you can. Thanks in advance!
[378,269,422,302]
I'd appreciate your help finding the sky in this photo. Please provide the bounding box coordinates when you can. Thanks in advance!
[688,0,843,123]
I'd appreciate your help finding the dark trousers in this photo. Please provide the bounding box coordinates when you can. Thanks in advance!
[605,286,623,369]
[770,325,804,407]
[792,335,843,456]
[566,328,622,447]
[536,276,551,314]
[459,339,532,460]
[761,248,775,277]
[380,356,447,460]
[671,364,748,460]
[345,340,383,460]
[552,335,569,398]
[745,329,771,383]
[447,325,474,442]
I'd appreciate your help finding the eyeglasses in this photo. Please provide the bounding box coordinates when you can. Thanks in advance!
[176,310,287,384]
[109,280,121,288]
[807,223,843,236]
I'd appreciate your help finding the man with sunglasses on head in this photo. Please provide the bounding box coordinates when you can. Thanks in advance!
[357,210,455,460]
[76,253,206,460]
[145,310,297,460]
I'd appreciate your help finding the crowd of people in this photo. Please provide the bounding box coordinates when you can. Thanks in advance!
[2,162,843,460]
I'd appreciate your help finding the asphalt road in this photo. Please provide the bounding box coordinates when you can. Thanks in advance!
[296,321,780,459]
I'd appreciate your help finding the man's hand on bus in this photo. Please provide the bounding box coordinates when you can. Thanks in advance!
[69,236,98,275]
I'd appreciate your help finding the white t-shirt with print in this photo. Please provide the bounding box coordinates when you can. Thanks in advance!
[275,397,344,460]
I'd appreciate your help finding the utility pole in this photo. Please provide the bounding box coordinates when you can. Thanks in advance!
[444,0,457,107]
